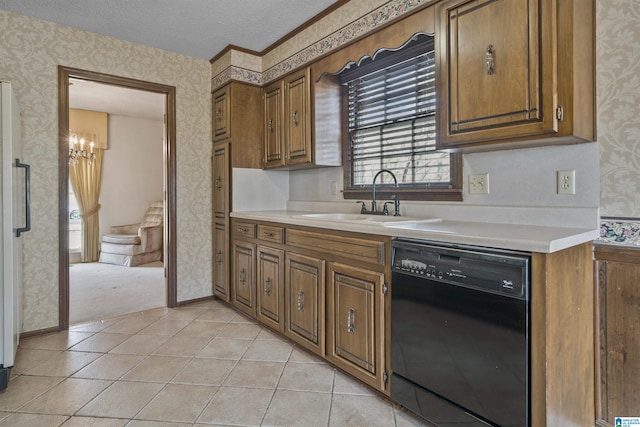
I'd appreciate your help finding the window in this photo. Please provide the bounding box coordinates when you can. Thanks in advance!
[340,34,461,201]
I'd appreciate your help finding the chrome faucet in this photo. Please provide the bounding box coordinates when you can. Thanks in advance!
[356,169,401,215]
[372,169,397,212]
[371,169,400,215]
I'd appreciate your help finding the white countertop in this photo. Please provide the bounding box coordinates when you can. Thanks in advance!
[230,210,599,253]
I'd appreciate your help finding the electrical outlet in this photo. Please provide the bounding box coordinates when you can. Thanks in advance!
[557,170,575,194]
[469,173,490,194]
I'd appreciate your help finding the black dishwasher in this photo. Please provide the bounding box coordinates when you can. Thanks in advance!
[390,239,530,427]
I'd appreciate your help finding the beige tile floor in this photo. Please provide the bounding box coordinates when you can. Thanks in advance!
[0,300,430,426]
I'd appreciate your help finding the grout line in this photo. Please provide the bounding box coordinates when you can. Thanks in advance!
[5,302,429,426]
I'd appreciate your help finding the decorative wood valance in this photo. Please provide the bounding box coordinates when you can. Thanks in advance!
[311,5,435,81]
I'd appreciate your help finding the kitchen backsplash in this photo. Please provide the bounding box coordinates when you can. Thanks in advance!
[232,142,600,230]
[282,142,601,229]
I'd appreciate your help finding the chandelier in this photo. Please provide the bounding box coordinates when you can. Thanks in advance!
[68,132,97,165]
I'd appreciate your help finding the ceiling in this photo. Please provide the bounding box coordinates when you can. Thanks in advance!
[69,78,166,120]
[1,0,338,120]
[0,0,338,60]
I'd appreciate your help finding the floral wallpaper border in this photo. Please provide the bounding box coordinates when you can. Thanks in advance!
[211,0,430,90]
[211,66,263,91]
[597,218,640,247]
[262,0,429,83]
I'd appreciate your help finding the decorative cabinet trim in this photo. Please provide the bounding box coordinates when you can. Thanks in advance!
[210,0,434,90]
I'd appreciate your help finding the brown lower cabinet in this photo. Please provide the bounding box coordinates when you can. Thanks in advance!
[594,244,640,427]
[212,220,228,300]
[256,245,285,332]
[227,218,596,425]
[231,239,255,317]
[327,262,386,390]
[229,219,390,393]
[284,252,325,356]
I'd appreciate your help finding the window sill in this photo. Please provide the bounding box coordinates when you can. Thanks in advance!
[342,188,462,202]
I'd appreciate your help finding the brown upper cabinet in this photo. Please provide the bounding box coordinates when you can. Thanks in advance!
[212,82,263,168]
[435,0,595,151]
[263,67,342,170]
[263,80,284,168]
[212,86,230,141]
[284,68,313,167]
[215,0,595,166]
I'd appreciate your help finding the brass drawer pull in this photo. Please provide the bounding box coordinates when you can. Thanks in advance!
[239,268,246,284]
[293,110,299,127]
[297,291,305,311]
[264,231,275,238]
[265,277,272,296]
[215,176,222,191]
[215,250,223,265]
[486,44,495,75]
[239,227,248,234]
[347,308,355,333]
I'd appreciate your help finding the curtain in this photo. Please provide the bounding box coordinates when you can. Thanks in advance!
[69,149,103,262]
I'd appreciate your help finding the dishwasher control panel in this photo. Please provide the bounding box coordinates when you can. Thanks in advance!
[392,239,530,299]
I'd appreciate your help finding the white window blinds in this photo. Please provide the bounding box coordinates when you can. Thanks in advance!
[343,40,452,188]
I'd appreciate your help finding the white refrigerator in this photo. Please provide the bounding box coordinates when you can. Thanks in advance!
[0,81,27,392]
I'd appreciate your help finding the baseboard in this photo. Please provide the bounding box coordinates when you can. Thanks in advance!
[177,295,216,307]
[20,326,62,339]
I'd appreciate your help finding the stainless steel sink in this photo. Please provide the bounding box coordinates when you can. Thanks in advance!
[297,213,368,221]
[296,213,441,226]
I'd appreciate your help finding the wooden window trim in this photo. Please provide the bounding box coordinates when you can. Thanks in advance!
[338,35,463,202]
[341,153,463,202]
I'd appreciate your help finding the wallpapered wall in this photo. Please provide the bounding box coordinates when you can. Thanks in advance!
[0,10,213,332]
[597,0,640,218]
[595,0,640,247]
[2,0,637,330]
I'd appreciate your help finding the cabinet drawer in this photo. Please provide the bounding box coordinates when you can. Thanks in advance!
[287,229,385,266]
[233,221,256,238]
[257,225,284,244]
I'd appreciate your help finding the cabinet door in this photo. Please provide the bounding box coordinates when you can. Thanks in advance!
[232,240,255,316]
[212,85,230,141]
[213,220,229,301]
[256,245,284,332]
[285,252,325,355]
[212,142,229,218]
[328,263,386,390]
[263,82,285,168]
[284,68,312,166]
[595,251,640,425]
[437,0,556,147]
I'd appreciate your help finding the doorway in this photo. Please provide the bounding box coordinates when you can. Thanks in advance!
[58,66,177,330]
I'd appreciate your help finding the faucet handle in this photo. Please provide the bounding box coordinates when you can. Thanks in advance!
[383,202,394,215]
[392,195,401,216]
[356,201,367,214]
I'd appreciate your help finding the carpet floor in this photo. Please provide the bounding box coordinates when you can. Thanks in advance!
[69,261,166,325]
